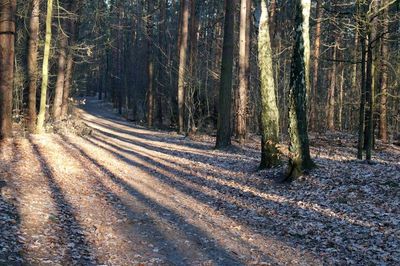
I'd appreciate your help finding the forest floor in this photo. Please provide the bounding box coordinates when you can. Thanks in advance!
[1,99,399,265]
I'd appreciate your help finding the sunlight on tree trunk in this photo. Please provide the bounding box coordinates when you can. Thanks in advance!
[36,0,53,134]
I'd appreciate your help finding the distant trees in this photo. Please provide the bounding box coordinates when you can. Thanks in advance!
[0,0,399,169]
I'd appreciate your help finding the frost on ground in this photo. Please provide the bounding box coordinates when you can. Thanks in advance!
[0,99,399,265]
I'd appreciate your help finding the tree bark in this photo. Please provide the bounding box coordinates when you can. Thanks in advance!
[177,0,190,133]
[53,28,68,121]
[236,0,251,144]
[216,0,235,149]
[286,0,314,180]
[379,0,389,142]
[310,0,323,131]
[258,0,280,169]
[326,42,337,131]
[27,0,40,133]
[0,0,16,139]
[146,0,154,127]
[36,0,53,133]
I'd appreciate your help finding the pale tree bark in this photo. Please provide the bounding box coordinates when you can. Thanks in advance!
[286,0,314,180]
[0,0,16,139]
[177,0,190,133]
[258,0,280,169]
[36,0,54,133]
[27,0,40,133]
[216,0,235,149]
[236,0,251,144]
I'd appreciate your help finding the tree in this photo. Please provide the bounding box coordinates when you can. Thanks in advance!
[36,0,54,133]
[146,0,154,127]
[0,0,16,139]
[326,40,337,131]
[379,0,389,143]
[236,0,251,144]
[258,0,280,169]
[215,0,235,149]
[53,7,69,122]
[177,0,190,133]
[285,0,314,180]
[310,0,323,131]
[27,0,40,132]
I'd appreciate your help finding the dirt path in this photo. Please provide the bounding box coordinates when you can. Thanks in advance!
[1,99,399,265]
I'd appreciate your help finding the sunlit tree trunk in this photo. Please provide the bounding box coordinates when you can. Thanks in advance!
[27,0,40,132]
[216,0,235,149]
[258,0,280,169]
[0,0,16,139]
[236,0,251,144]
[36,0,53,133]
[53,27,68,121]
[286,0,314,180]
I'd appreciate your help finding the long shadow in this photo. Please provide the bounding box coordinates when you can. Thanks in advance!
[54,137,204,265]
[82,134,388,260]
[28,138,97,265]
[0,140,23,265]
[58,134,258,265]
[88,123,257,174]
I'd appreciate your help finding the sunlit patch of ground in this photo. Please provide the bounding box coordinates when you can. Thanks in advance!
[0,99,399,265]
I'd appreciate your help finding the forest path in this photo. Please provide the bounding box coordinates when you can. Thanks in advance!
[1,99,399,265]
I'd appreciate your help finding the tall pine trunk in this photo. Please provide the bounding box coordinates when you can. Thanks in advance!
[236,0,251,144]
[27,0,40,132]
[0,0,16,139]
[177,0,190,133]
[379,0,389,142]
[53,27,68,121]
[215,0,235,149]
[258,0,280,169]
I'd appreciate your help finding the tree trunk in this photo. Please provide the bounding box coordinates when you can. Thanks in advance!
[177,0,190,133]
[236,0,251,144]
[326,42,337,131]
[0,0,16,139]
[258,0,280,169]
[215,0,235,149]
[286,0,314,180]
[27,0,40,133]
[36,0,53,133]
[146,0,154,127]
[52,28,68,121]
[310,0,322,131]
[61,53,73,118]
[379,0,389,142]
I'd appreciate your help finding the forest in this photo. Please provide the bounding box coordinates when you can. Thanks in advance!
[0,0,399,265]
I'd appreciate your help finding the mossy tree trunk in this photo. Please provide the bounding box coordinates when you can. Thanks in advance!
[286,0,315,179]
[36,0,53,133]
[258,0,280,169]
